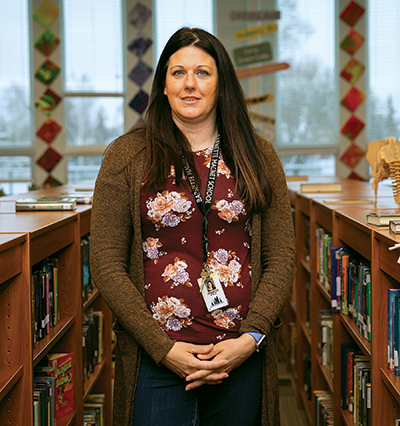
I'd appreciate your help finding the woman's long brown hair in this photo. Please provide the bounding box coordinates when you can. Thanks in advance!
[137,27,272,213]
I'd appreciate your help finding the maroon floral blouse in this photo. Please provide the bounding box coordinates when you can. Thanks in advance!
[141,145,252,344]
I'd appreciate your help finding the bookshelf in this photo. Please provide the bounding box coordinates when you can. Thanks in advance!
[289,177,400,426]
[0,186,112,426]
[0,233,30,425]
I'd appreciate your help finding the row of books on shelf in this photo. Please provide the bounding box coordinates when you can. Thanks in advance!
[318,309,333,375]
[341,343,371,426]
[31,258,59,346]
[31,235,95,346]
[81,234,95,301]
[83,308,105,382]
[314,390,333,426]
[34,352,74,425]
[316,228,371,342]
[388,288,400,375]
[83,394,106,426]
[33,350,106,425]
[303,353,312,401]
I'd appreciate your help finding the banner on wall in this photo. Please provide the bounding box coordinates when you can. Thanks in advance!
[234,22,278,42]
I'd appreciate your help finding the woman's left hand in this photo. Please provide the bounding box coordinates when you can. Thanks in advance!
[185,333,257,390]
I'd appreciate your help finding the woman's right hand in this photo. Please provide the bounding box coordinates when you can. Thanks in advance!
[161,342,229,390]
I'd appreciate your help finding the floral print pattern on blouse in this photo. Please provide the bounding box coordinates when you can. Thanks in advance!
[209,306,242,329]
[208,248,242,287]
[151,296,193,332]
[141,144,252,344]
[162,257,192,288]
[146,190,194,231]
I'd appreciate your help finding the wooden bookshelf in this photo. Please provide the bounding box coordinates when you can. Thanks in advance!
[0,183,112,426]
[289,177,400,426]
[0,233,30,425]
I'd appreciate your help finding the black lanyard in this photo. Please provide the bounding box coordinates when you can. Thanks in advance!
[182,135,221,264]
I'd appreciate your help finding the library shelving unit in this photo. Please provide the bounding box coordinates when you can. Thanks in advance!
[289,174,400,426]
[286,178,400,426]
[372,226,400,424]
[0,233,30,425]
[0,187,112,426]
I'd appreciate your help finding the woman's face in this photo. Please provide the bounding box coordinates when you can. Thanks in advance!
[163,46,219,127]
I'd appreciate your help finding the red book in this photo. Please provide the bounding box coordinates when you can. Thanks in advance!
[47,352,74,418]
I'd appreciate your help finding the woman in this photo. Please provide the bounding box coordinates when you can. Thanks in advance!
[90,27,295,426]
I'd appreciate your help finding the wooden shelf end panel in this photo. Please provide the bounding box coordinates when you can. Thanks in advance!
[0,365,23,402]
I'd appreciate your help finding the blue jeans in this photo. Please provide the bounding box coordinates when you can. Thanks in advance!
[132,351,263,426]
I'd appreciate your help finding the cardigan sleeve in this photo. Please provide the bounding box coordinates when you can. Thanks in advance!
[90,135,175,365]
[239,137,296,338]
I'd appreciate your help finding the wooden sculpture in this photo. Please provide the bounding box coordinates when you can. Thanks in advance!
[366,137,400,204]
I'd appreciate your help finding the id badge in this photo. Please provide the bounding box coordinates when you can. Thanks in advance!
[197,273,229,312]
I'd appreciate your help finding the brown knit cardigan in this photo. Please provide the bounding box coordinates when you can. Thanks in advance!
[90,130,296,426]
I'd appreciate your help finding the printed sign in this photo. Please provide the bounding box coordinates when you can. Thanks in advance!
[230,11,281,20]
[236,62,289,79]
[246,93,274,105]
[234,22,278,42]
[234,42,272,67]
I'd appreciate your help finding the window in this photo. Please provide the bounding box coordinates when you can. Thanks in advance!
[0,1,32,194]
[368,1,400,142]
[276,0,337,176]
[63,0,124,182]
[154,0,214,60]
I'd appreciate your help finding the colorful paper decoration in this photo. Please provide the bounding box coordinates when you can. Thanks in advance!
[236,62,289,79]
[36,118,62,144]
[129,90,149,114]
[340,1,365,27]
[129,2,151,29]
[340,58,365,85]
[340,30,364,55]
[128,61,153,86]
[33,0,59,28]
[341,86,365,112]
[234,22,278,42]
[35,88,61,116]
[347,171,364,180]
[43,175,62,187]
[34,30,60,56]
[340,143,366,168]
[37,146,62,172]
[128,35,153,57]
[35,60,61,84]
[340,115,365,140]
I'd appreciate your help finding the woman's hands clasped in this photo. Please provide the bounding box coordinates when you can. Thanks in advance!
[161,333,257,391]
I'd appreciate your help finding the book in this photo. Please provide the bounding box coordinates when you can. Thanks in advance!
[300,182,343,193]
[394,294,400,375]
[388,289,400,372]
[389,220,400,235]
[366,211,400,226]
[61,191,93,204]
[323,198,374,205]
[15,196,77,211]
[34,376,56,425]
[47,352,74,418]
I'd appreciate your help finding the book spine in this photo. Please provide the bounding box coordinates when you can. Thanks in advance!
[366,272,371,342]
